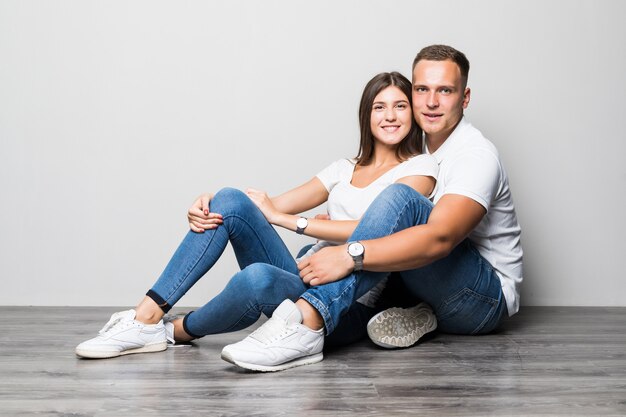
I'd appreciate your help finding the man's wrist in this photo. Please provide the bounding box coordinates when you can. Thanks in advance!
[346,241,365,271]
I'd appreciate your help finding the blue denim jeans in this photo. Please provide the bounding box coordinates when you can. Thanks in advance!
[300,183,507,336]
[179,260,375,347]
[147,187,300,314]
[148,188,374,346]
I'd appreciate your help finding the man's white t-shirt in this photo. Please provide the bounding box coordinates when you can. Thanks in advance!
[299,154,439,307]
[425,117,523,316]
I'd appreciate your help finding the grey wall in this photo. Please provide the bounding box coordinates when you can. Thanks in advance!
[1,0,625,307]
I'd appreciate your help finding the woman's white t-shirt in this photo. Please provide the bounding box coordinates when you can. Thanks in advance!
[298,154,438,307]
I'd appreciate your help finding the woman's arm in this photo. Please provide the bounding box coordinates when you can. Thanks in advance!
[247,179,358,243]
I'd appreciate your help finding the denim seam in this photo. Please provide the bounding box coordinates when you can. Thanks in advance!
[162,227,220,305]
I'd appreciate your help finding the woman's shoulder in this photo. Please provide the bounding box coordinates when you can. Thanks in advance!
[393,153,439,177]
[319,158,356,174]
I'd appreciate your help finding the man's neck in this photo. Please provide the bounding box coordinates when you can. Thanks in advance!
[425,117,463,153]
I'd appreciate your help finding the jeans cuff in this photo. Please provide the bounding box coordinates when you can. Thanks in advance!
[300,293,335,335]
[146,289,172,314]
[182,312,203,339]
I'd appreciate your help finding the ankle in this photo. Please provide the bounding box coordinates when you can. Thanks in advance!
[134,296,164,324]
[173,318,194,342]
[295,299,324,331]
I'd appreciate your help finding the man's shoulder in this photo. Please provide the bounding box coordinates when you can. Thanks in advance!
[454,120,500,160]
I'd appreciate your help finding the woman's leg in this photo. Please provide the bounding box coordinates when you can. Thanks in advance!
[140,188,299,322]
[180,263,308,337]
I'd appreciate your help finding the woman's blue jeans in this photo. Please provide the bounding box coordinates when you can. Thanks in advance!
[300,183,508,336]
[147,187,373,346]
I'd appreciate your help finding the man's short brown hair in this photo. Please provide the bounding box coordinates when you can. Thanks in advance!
[413,45,470,87]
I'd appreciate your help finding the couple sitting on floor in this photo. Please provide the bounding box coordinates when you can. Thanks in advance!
[76,44,523,372]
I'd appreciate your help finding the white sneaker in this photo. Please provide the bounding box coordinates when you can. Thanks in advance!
[75,309,167,358]
[367,302,437,348]
[162,314,178,345]
[221,300,324,372]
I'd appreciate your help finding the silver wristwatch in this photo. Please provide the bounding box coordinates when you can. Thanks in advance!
[347,241,365,271]
[296,217,308,235]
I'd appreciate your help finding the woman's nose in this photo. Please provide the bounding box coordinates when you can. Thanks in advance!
[385,108,396,121]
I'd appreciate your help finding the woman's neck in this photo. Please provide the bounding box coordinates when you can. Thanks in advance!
[366,144,401,168]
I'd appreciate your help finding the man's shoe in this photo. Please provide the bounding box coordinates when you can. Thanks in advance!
[367,302,437,348]
[75,309,167,358]
[221,300,324,372]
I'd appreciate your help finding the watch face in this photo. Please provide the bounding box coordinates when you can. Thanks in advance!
[348,242,364,257]
[296,217,308,229]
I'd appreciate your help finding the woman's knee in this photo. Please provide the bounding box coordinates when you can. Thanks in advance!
[211,187,254,214]
[229,263,275,295]
[378,183,429,206]
[358,183,432,229]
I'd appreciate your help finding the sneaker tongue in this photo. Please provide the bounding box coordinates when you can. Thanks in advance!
[249,300,303,344]
[100,309,137,334]
[272,300,302,325]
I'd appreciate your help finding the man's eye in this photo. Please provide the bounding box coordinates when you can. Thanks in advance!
[414,87,427,93]
[440,88,451,94]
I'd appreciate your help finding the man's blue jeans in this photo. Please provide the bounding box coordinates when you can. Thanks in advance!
[146,187,374,346]
[300,183,507,335]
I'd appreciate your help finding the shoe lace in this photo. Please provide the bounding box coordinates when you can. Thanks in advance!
[249,317,290,345]
[98,312,132,336]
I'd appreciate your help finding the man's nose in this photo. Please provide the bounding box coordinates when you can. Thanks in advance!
[427,92,438,108]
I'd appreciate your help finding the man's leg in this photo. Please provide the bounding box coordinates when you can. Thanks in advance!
[399,240,507,334]
[300,183,432,334]
[221,184,432,370]
[366,240,507,348]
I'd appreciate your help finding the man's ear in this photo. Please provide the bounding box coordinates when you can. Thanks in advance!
[462,87,471,109]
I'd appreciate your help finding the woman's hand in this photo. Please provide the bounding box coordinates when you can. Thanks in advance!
[246,188,280,224]
[187,193,223,233]
[297,244,354,286]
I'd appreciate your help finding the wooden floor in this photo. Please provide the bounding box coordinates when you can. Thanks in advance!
[1,307,625,416]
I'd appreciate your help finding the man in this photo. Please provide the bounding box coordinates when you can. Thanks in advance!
[222,45,523,372]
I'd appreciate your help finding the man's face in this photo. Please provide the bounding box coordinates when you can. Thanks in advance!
[412,59,470,144]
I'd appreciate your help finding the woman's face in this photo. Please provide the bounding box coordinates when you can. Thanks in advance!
[369,86,412,147]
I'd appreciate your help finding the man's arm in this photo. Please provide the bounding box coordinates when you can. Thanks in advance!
[362,194,486,271]
[298,194,486,286]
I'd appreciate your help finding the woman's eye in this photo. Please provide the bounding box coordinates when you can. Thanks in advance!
[373,105,384,111]
[396,103,407,109]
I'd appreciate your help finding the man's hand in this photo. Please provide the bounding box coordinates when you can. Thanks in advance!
[187,193,223,233]
[298,244,354,286]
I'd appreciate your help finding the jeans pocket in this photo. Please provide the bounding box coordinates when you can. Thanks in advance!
[437,287,498,335]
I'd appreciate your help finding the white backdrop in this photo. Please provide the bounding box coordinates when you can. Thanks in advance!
[1,0,625,307]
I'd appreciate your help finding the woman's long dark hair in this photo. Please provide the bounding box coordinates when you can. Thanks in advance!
[355,72,422,166]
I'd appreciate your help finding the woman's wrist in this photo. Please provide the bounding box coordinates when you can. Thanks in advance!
[273,212,294,229]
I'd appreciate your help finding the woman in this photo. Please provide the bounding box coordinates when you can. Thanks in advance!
[75,71,438,359]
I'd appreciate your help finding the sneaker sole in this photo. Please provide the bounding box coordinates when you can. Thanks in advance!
[75,341,167,359]
[221,351,324,372]
[367,304,437,349]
